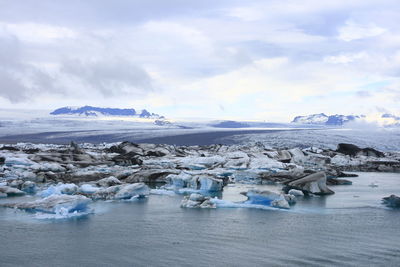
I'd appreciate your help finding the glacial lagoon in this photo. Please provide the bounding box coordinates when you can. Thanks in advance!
[1,172,399,267]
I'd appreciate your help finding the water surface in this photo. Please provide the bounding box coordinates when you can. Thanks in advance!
[1,172,399,266]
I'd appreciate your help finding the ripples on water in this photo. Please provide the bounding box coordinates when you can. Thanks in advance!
[1,172,400,266]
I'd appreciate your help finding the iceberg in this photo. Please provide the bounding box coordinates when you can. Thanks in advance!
[180,193,216,208]
[150,189,176,196]
[114,183,150,200]
[2,194,91,214]
[166,172,195,189]
[209,198,287,211]
[79,184,100,194]
[286,172,334,195]
[0,185,25,197]
[21,181,36,194]
[199,176,223,192]
[164,173,226,193]
[382,195,400,208]
[288,189,304,197]
[242,189,291,209]
[92,183,150,200]
[40,183,78,197]
[96,176,122,187]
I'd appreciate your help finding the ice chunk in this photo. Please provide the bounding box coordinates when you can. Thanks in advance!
[0,185,25,197]
[179,155,225,169]
[150,189,176,196]
[223,151,249,168]
[242,189,290,209]
[288,189,304,197]
[199,176,223,192]
[286,172,334,195]
[114,183,150,200]
[79,184,100,194]
[165,173,225,192]
[165,172,194,189]
[209,198,285,211]
[2,194,91,214]
[382,195,400,208]
[189,193,206,202]
[248,156,284,169]
[96,176,122,187]
[40,183,78,197]
[92,185,122,200]
[21,181,36,194]
[31,162,66,172]
[180,193,216,208]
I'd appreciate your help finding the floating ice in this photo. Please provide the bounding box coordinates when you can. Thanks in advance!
[242,189,291,209]
[114,183,150,199]
[150,189,176,196]
[96,176,122,187]
[39,183,78,197]
[0,185,25,197]
[21,181,36,194]
[79,184,100,194]
[286,172,334,195]
[165,172,195,190]
[3,194,91,215]
[83,182,150,200]
[382,195,400,208]
[210,198,287,211]
[180,193,216,208]
[288,189,304,197]
[199,176,223,192]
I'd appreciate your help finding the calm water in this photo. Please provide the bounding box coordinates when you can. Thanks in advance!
[1,172,400,266]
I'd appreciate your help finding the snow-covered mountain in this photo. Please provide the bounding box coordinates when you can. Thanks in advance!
[381,113,400,126]
[291,113,364,125]
[50,106,164,119]
[292,113,329,124]
[382,113,400,121]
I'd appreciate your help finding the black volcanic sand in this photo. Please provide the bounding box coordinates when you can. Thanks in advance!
[0,129,291,146]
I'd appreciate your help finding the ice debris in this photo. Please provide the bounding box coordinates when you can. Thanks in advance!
[40,183,78,197]
[2,194,91,214]
[285,172,334,195]
[382,195,400,208]
[180,193,216,208]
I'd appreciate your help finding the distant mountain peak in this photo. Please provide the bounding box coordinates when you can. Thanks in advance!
[291,113,364,125]
[50,106,164,119]
[382,113,400,120]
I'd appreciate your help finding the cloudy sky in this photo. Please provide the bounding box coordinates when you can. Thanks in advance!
[0,0,399,121]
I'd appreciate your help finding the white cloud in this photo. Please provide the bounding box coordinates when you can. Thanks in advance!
[0,22,76,43]
[338,21,387,41]
[0,0,400,121]
[324,52,368,64]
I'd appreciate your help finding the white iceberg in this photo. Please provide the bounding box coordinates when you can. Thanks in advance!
[3,194,91,214]
[114,183,150,200]
[96,176,122,187]
[180,193,216,208]
[92,183,150,200]
[79,184,100,194]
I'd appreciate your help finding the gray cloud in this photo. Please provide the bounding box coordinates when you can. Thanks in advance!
[0,0,399,118]
[0,34,56,102]
[61,58,153,96]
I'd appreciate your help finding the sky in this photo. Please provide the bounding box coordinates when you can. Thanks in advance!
[0,0,399,122]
